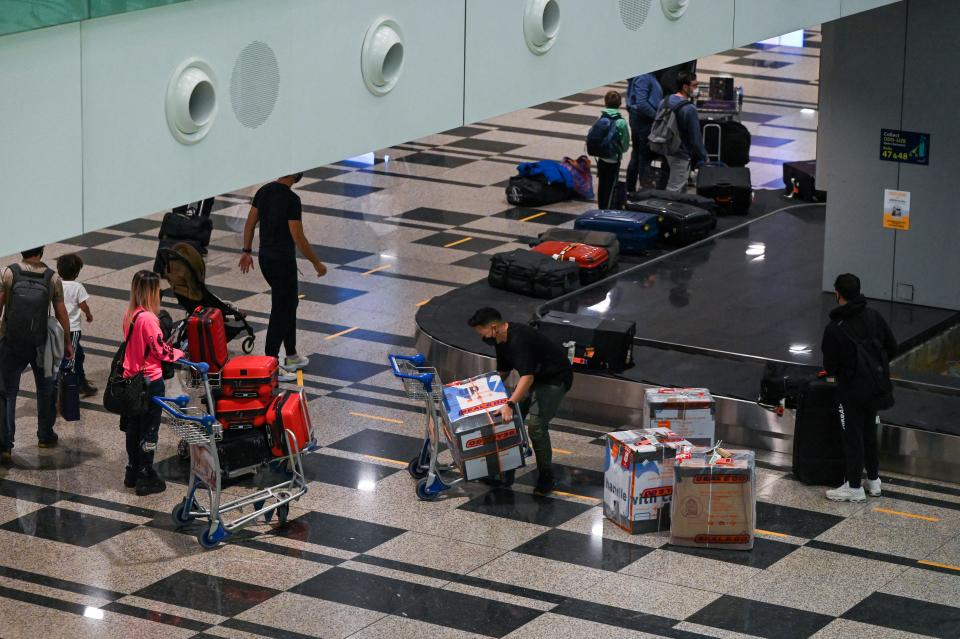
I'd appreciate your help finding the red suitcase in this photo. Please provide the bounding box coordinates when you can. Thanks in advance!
[220,355,279,399]
[266,390,313,457]
[215,397,269,430]
[531,241,611,284]
[187,307,228,373]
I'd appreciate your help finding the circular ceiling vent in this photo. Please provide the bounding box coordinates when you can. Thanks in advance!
[620,0,652,31]
[362,17,405,96]
[524,0,560,55]
[166,58,218,145]
[230,41,280,129]
[661,0,690,20]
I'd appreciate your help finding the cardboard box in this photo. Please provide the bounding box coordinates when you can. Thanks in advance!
[670,448,756,550]
[645,388,716,445]
[441,374,526,481]
[604,428,692,534]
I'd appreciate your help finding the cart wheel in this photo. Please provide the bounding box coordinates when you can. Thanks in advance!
[171,499,195,525]
[198,528,221,549]
[416,478,438,501]
[407,456,428,480]
[177,439,190,460]
[276,504,290,525]
[241,336,255,354]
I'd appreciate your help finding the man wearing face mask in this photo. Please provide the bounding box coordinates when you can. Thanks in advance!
[660,71,709,192]
[468,307,573,496]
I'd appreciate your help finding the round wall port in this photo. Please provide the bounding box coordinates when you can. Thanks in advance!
[661,0,690,20]
[524,0,560,55]
[362,18,405,96]
[166,58,218,144]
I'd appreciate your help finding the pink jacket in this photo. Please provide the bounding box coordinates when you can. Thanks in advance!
[122,308,184,382]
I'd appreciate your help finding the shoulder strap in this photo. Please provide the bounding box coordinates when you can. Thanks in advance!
[125,310,146,343]
[8,263,20,281]
[671,99,691,114]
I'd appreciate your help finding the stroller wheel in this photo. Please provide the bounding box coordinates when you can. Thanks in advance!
[241,336,255,354]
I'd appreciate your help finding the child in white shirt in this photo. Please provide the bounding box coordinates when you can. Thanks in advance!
[56,254,96,397]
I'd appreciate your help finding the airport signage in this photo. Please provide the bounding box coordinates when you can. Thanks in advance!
[879,129,930,165]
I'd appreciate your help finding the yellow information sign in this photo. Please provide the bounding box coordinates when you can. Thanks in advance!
[883,189,910,231]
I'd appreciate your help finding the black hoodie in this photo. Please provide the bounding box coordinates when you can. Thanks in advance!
[821,295,898,389]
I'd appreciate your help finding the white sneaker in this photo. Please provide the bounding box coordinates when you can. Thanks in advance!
[826,482,867,502]
[278,367,298,383]
[284,354,309,370]
[863,478,882,497]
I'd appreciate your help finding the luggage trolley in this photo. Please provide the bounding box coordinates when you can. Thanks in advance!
[155,360,311,548]
[388,354,531,501]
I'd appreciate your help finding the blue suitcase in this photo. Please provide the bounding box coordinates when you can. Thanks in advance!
[574,209,659,254]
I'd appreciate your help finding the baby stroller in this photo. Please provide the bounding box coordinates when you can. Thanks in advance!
[159,242,256,355]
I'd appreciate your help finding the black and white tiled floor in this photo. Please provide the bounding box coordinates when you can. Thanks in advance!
[1,29,959,639]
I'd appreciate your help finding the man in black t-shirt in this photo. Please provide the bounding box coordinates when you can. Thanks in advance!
[468,307,573,495]
[239,173,326,377]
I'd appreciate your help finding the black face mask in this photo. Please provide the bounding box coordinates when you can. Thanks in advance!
[482,337,497,346]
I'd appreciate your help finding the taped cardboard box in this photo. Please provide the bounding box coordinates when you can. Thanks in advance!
[670,448,756,550]
[645,388,716,445]
[604,427,692,534]
[441,373,527,481]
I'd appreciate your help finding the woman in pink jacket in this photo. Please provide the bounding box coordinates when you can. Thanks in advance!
[121,271,184,496]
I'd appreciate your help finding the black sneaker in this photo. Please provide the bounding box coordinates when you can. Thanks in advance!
[1,450,11,464]
[38,435,59,449]
[123,466,137,488]
[135,469,167,496]
[80,381,98,398]
[532,471,555,496]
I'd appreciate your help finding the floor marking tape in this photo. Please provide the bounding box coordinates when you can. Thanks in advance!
[349,412,404,424]
[874,507,940,522]
[444,237,473,248]
[325,327,360,340]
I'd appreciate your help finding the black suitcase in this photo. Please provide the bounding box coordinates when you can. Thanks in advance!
[705,121,751,168]
[696,165,753,214]
[537,310,635,372]
[759,361,820,408]
[506,175,568,206]
[783,160,825,202]
[793,378,846,486]
[217,428,271,478]
[532,259,580,299]
[628,198,715,245]
[627,188,718,216]
[534,228,620,270]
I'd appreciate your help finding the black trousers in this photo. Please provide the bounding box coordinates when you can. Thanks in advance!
[258,256,299,359]
[838,396,880,489]
[626,113,654,192]
[596,159,621,210]
[122,378,165,472]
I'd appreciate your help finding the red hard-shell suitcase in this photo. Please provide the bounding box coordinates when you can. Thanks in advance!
[266,390,313,457]
[220,355,279,399]
[215,397,269,430]
[531,241,611,284]
[187,307,228,373]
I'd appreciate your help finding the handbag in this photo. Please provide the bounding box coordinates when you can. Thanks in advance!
[103,311,151,416]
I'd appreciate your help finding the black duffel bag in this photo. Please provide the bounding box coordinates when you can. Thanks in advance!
[506,175,569,207]
[159,207,214,247]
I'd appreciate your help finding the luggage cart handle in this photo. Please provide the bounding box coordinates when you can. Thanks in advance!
[176,359,209,375]
[388,354,432,381]
[152,395,217,429]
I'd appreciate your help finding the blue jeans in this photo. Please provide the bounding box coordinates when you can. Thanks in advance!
[0,340,58,450]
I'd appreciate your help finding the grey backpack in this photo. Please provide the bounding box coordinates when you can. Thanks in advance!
[648,99,690,156]
[6,264,53,349]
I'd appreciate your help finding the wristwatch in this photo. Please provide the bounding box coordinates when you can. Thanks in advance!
[242,248,252,254]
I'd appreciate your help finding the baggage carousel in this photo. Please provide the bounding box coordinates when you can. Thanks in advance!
[415,193,960,482]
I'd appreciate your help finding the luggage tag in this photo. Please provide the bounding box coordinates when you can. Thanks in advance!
[620,447,632,469]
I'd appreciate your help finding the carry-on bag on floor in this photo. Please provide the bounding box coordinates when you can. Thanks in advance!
[531,241,610,285]
[505,175,568,206]
[574,209,659,254]
[266,389,314,457]
[792,377,846,486]
[215,397,270,430]
[537,310,635,372]
[532,258,580,299]
[627,188,718,216]
[627,199,714,245]
[187,307,229,373]
[783,160,825,202]
[534,228,620,270]
[220,355,279,399]
[696,165,753,214]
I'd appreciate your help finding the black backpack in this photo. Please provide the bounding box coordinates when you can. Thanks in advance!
[5,264,53,349]
[838,312,895,410]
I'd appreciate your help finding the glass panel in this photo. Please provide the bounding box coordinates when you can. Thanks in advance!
[0,0,88,37]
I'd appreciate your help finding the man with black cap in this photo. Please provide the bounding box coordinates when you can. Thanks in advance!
[239,173,326,380]
[821,273,897,502]
[468,307,573,495]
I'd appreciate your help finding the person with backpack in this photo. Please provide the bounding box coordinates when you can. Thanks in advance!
[119,270,185,495]
[625,73,664,192]
[586,91,630,209]
[648,71,709,192]
[0,246,73,460]
[821,273,898,502]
